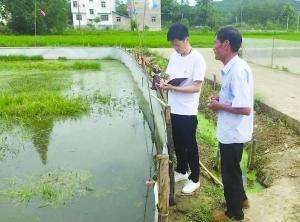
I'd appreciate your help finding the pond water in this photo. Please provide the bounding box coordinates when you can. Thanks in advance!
[0,60,156,222]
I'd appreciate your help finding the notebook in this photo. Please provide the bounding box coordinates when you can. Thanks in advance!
[167,78,187,86]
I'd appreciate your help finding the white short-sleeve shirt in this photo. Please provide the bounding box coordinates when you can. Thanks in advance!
[166,50,206,115]
[216,55,254,144]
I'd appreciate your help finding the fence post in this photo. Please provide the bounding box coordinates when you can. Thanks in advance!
[165,106,175,206]
[213,74,217,90]
[271,37,275,68]
[157,154,170,222]
[247,140,256,170]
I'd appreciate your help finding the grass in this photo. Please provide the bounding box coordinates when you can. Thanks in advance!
[72,61,101,70]
[197,113,218,149]
[0,60,101,71]
[0,59,110,161]
[185,186,224,222]
[0,169,92,207]
[0,92,89,121]
[92,93,112,104]
[0,30,299,48]
[0,55,43,61]
[0,60,101,121]
[170,183,225,222]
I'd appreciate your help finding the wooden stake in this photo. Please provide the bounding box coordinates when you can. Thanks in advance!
[213,74,217,90]
[157,154,169,222]
[165,106,175,206]
[141,56,145,68]
[247,140,256,170]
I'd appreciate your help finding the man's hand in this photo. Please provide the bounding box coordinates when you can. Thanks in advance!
[207,100,223,112]
[162,84,174,91]
[156,79,173,92]
[208,95,219,102]
[208,100,251,115]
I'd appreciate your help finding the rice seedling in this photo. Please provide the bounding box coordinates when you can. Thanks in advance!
[0,60,101,71]
[0,31,298,48]
[0,168,92,207]
[0,55,43,61]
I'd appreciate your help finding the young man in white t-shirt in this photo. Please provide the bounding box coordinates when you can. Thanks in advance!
[158,23,206,194]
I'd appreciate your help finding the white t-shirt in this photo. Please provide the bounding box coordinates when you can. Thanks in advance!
[166,50,206,115]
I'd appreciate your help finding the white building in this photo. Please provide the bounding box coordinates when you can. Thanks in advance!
[0,5,7,25]
[71,0,118,29]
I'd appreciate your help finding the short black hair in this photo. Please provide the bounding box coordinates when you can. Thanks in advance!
[167,23,189,41]
[216,27,242,52]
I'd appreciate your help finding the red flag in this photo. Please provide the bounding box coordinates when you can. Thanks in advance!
[39,9,46,16]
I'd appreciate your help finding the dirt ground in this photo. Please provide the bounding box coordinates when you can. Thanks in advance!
[245,177,300,222]
[243,111,300,222]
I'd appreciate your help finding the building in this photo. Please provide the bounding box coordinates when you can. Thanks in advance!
[0,5,7,25]
[70,0,131,30]
[128,0,161,31]
[112,11,131,30]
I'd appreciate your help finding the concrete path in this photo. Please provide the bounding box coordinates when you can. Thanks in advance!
[151,48,300,133]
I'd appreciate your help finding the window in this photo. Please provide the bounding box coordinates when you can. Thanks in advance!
[76,14,82,20]
[89,0,93,2]
[101,14,109,21]
[90,9,94,15]
[151,16,156,22]
[73,1,78,7]
[89,19,93,22]
[101,1,106,8]
[116,17,121,22]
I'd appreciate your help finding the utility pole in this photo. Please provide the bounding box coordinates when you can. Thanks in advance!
[240,5,243,27]
[297,14,299,32]
[286,15,289,31]
[240,0,243,27]
[34,0,37,47]
[77,0,81,29]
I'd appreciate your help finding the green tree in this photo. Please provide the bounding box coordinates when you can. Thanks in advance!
[280,3,296,30]
[194,0,218,28]
[1,0,68,34]
[217,0,298,30]
[161,0,181,24]
[116,0,128,16]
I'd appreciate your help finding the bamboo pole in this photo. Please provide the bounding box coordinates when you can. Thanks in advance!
[213,74,217,90]
[157,154,169,222]
[151,94,167,107]
[165,106,175,206]
[199,161,223,187]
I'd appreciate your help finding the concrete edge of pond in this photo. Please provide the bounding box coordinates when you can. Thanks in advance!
[0,47,169,222]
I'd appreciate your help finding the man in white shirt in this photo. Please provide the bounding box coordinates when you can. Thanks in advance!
[208,27,253,221]
[159,23,206,194]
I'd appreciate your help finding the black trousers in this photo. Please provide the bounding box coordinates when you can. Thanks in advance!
[220,143,248,220]
[171,113,199,183]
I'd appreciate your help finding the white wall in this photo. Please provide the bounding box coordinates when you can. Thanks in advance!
[71,0,116,28]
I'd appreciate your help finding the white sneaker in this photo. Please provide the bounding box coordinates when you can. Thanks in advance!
[182,179,200,194]
[174,171,189,182]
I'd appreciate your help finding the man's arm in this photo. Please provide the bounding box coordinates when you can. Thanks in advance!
[162,80,202,93]
[207,100,251,116]
[208,67,252,116]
